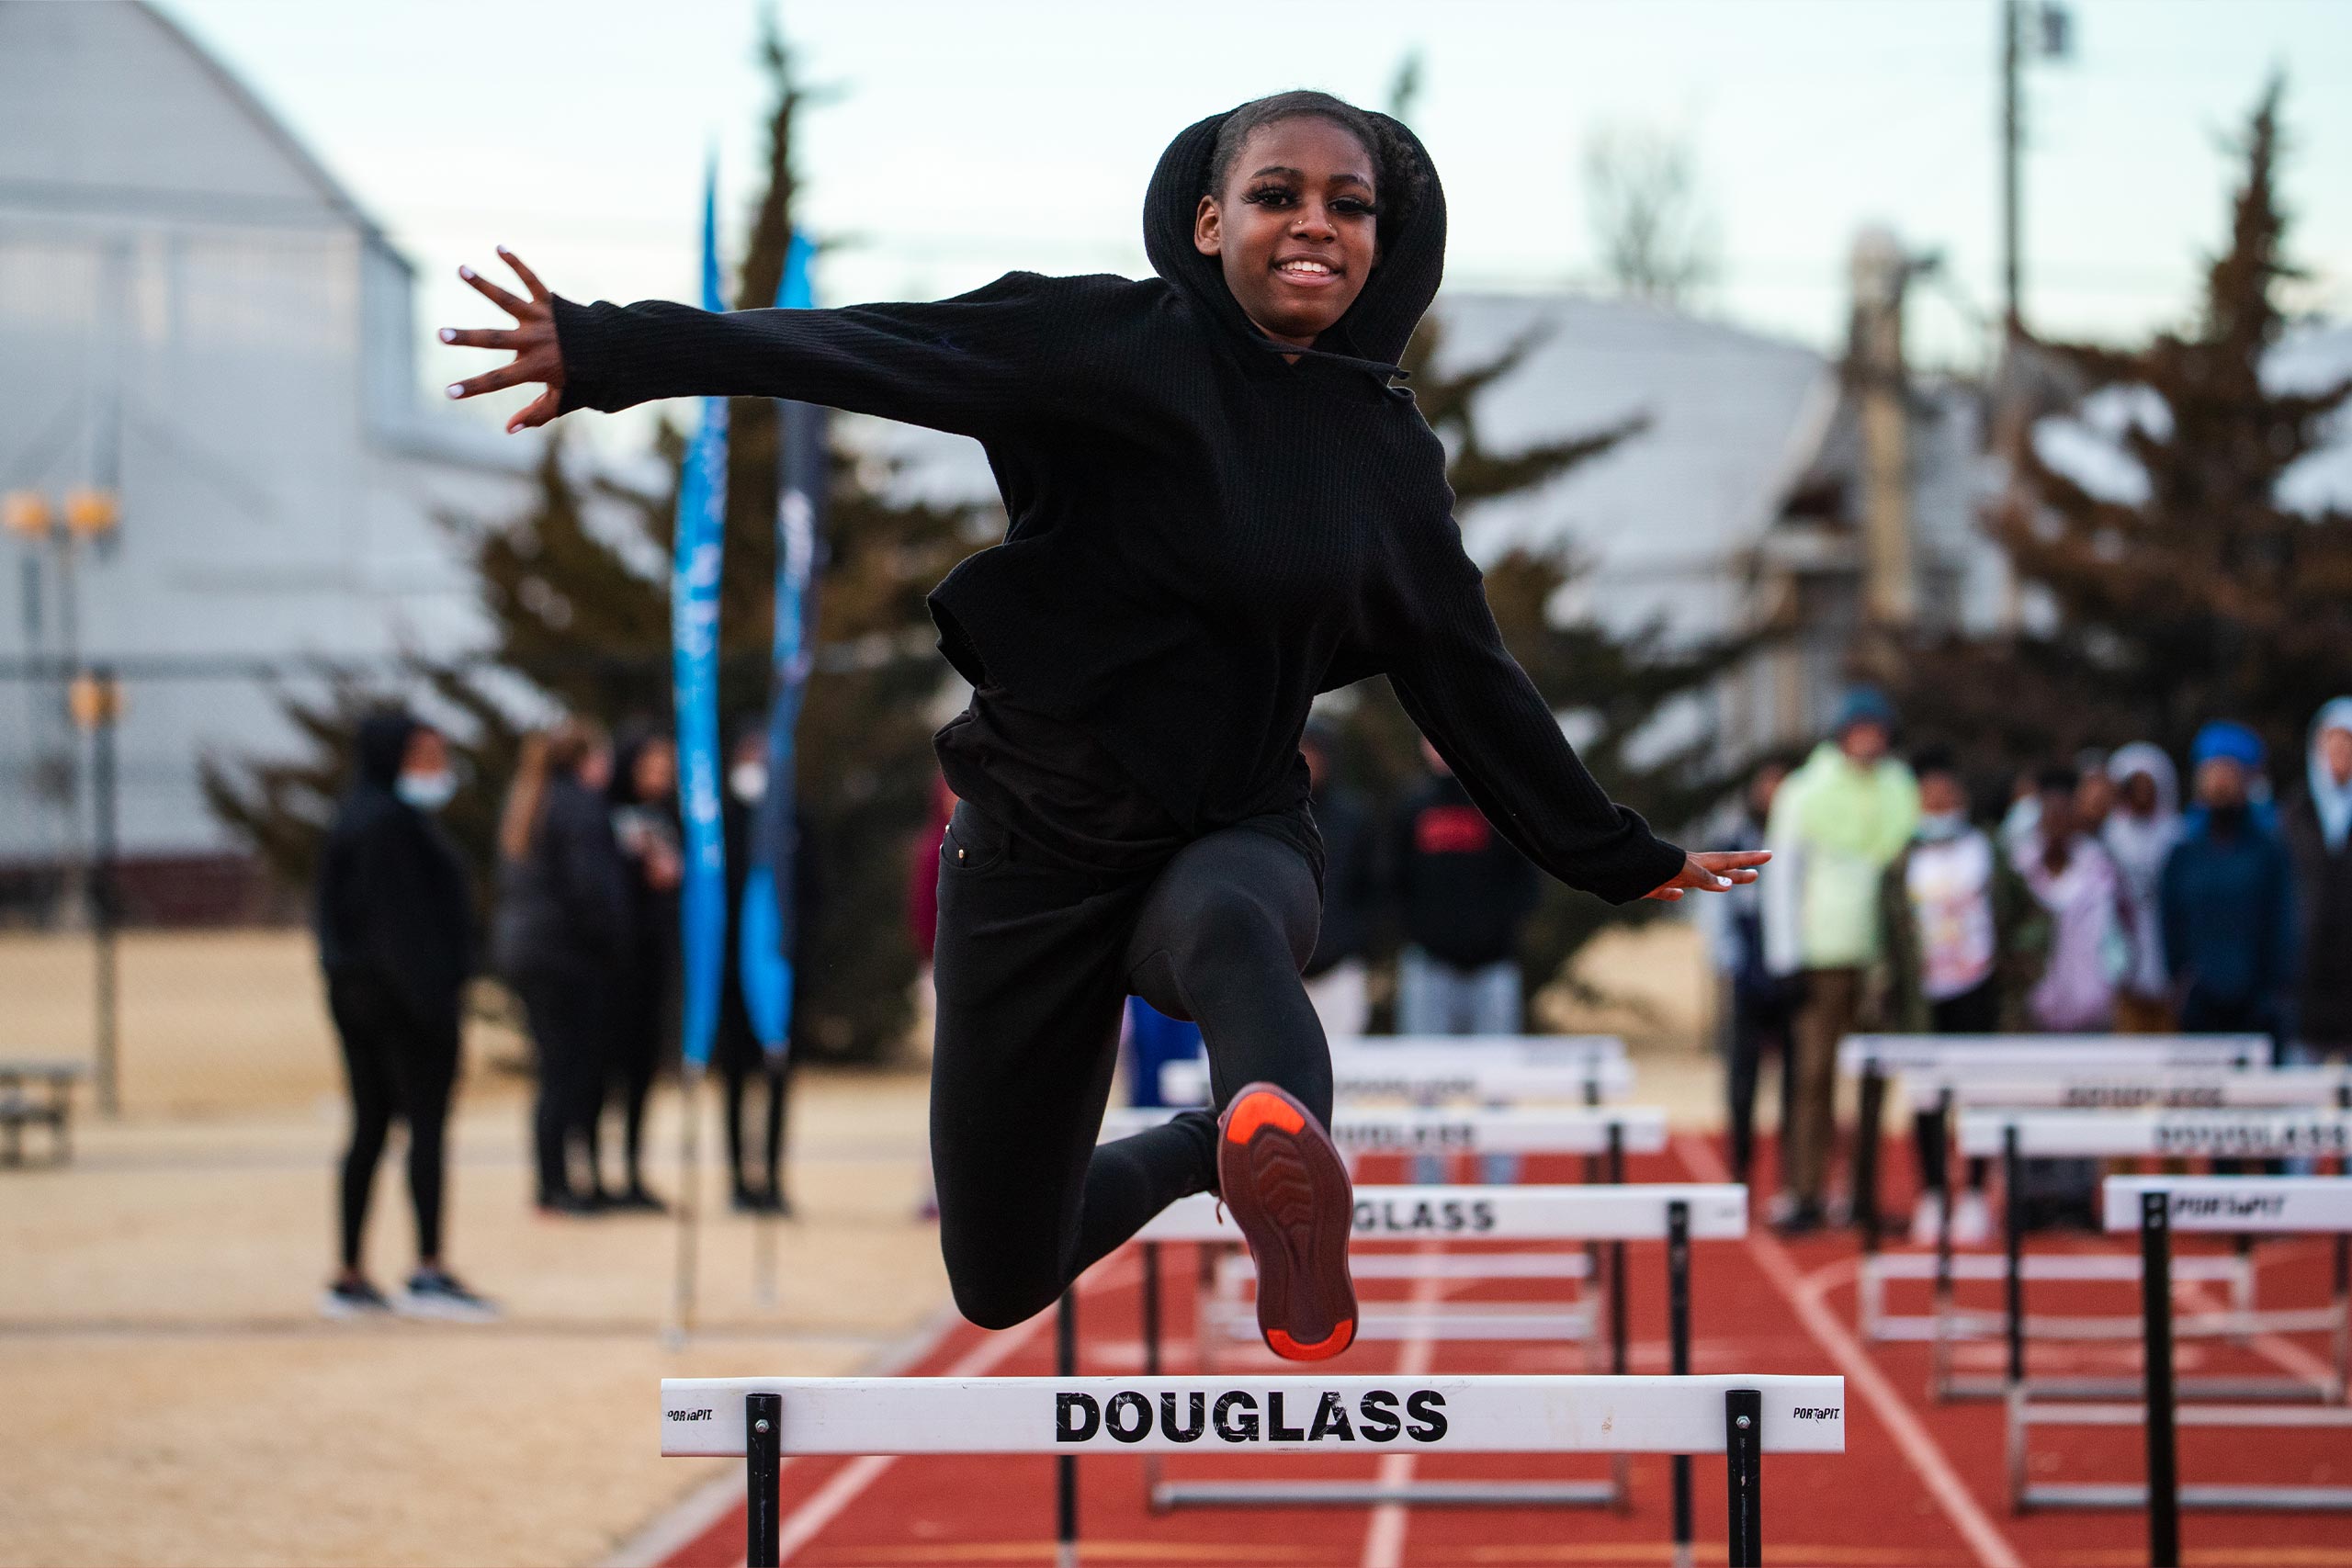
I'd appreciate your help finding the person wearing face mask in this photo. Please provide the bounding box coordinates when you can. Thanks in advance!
[313,709,496,1319]
[1876,748,2043,1244]
[2161,721,2298,1053]
[2103,744,2183,1032]
[714,724,813,1213]
[2283,698,2352,1065]
[1762,687,1920,1235]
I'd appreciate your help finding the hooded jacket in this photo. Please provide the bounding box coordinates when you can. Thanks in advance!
[548,107,1684,904]
[314,713,473,1031]
[2283,697,2352,1043]
[2103,742,2181,998]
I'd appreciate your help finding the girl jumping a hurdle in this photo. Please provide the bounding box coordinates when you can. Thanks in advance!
[445,92,1766,1360]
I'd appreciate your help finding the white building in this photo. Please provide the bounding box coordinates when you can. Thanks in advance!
[0,1,593,916]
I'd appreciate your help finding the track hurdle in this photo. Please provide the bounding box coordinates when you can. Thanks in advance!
[666,1370,1843,1568]
[2006,1177,2352,1558]
[1129,1184,1746,1565]
[1839,1035,2269,1251]
[1862,1066,2352,1348]
[1952,1107,2352,1406]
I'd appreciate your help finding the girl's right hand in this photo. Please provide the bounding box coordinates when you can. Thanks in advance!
[439,247,565,433]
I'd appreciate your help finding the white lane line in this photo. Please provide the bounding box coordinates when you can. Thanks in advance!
[1359,1247,1448,1568]
[1674,1134,2026,1568]
[746,1256,1138,1566]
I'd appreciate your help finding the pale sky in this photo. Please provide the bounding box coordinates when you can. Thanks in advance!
[158,0,2352,457]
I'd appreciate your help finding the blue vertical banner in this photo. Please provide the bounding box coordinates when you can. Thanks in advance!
[738,228,824,1055]
[672,154,729,1073]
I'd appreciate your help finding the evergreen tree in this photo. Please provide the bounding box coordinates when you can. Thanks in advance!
[1895,78,2352,775]
[1327,310,1738,1016]
[208,18,989,1063]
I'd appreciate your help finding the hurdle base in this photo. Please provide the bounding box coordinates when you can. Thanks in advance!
[2020,1482,2352,1513]
[1965,1371,2340,1404]
[1152,1478,1623,1510]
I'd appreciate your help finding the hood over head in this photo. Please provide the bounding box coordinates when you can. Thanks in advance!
[354,709,419,793]
[2307,695,2352,851]
[1142,99,1446,391]
[2107,741,2179,818]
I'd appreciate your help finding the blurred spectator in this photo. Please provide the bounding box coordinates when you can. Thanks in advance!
[1122,997,1202,1109]
[716,724,805,1214]
[1393,738,1539,1035]
[2283,697,2352,1065]
[493,718,628,1215]
[2018,766,2123,1034]
[1299,719,1378,1040]
[1876,747,2041,1244]
[2074,752,2116,839]
[2104,744,2183,1032]
[1762,687,1919,1234]
[2162,721,2296,1053]
[1393,737,1539,1183]
[313,710,495,1319]
[1697,754,1798,1190]
[2017,764,2124,1228]
[605,728,682,1212]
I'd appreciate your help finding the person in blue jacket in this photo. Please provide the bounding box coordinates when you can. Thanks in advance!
[2161,721,2297,1053]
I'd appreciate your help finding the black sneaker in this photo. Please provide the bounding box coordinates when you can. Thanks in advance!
[319,1278,393,1320]
[396,1268,501,1323]
[611,1184,668,1214]
[1216,1083,1357,1362]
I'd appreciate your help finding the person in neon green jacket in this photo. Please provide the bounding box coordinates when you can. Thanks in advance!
[1761,689,1920,1232]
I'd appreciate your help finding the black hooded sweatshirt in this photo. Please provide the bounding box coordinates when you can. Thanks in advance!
[548,109,1685,905]
[314,713,473,1031]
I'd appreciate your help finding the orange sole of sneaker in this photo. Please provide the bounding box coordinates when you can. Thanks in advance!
[1216,1084,1357,1362]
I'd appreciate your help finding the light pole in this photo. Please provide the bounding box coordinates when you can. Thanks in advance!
[5,485,124,1113]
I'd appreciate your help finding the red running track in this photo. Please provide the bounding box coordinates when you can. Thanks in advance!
[650,1137,2352,1568]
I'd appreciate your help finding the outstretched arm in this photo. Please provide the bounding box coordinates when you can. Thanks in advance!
[1385,533,1766,906]
[442,249,1098,441]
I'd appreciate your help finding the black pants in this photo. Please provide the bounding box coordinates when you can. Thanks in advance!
[1724,978,1798,1188]
[930,799,1326,1330]
[608,969,668,1190]
[326,971,459,1271]
[1915,979,2001,1198]
[514,967,608,1203]
[721,1043,792,1199]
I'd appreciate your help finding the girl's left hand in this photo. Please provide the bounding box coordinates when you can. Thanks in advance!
[1643,850,1771,902]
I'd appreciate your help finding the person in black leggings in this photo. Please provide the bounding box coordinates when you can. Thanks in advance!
[447,91,1763,1357]
[493,718,629,1214]
[314,710,496,1319]
[605,727,682,1211]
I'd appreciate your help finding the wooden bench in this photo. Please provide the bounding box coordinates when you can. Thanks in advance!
[0,1060,87,1167]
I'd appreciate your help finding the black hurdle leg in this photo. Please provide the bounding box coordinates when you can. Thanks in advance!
[1724,1387,1763,1568]
[1140,1241,1164,1509]
[747,1391,782,1568]
[1606,1122,1630,1509]
[2141,1191,2179,1568]
[1583,1078,1603,1369]
[1668,1200,1693,1568]
[1856,1064,1886,1251]
[1932,1088,1957,1396]
[2004,1125,2026,1392]
[1057,1289,1079,1567]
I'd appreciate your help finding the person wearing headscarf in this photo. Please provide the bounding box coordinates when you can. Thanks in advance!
[313,709,495,1319]
[1762,686,1920,1234]
[2283,698,2352,1063]
[2161,721,2297,1052]
[2103,743,2183,1032]
[604,726,682,1210]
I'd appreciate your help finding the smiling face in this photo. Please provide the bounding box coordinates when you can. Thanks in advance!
[1193,117,1380,348]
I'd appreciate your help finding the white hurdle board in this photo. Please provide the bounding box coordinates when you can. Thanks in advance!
[1102,1105,1668,1157]
[1157,1055,1634,1106]
[1937,1067,2352,1111]
[662,1372,1845,1457]
[2104,1175,2352,1234]
[1958,1109,2352,1160]
[1136,1183,1747,1245]
[1840,1034,2267,1077]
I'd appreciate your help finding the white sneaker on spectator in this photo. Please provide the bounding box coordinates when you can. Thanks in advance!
[1952,1191,1993,1246]
[1909,1192,1946,1247]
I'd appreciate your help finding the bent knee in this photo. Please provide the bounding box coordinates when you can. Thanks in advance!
[947,1270,1057,1333]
